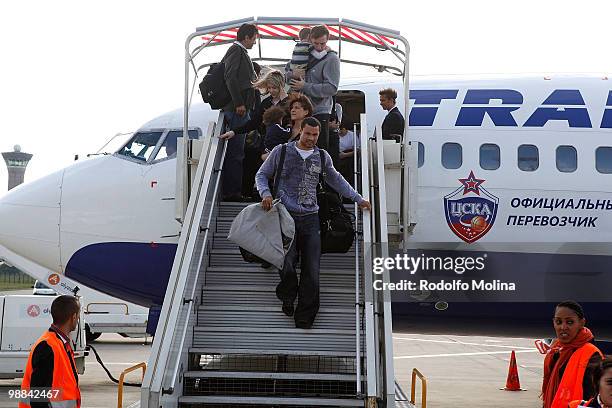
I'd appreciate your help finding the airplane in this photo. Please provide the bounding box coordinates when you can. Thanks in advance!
[1,72,611,336]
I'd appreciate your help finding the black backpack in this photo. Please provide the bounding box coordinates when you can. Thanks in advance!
[199,63,231,109]
[316,149,356,254]
[273,144,355,254]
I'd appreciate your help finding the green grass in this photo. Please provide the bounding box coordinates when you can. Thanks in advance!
[0,281,33,291]
[0,266,35,291]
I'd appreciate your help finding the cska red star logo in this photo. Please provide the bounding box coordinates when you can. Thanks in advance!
[444,171,499,243]
[458,171,485,195]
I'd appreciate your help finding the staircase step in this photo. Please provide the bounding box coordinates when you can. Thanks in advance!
[189,353,359,375]
[184,371,357,381]
[182,375,358,399]
[202,284,354,294]
[205,265,357,276]
[207,249,359,270]
[200,286,357,309]
[209,248,358,258]
[210,233,358,253]
[202,268,357,288]
[190,348,357,358]
[179,395,364,406]
[196,306,359,330]
[202,273,355,289]
[191,326,357,356]
[216,201,254,214]
[214,216,360,234]
[216,203,357,217]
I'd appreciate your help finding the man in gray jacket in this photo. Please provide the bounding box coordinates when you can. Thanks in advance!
[255,117,370,329]
[221,23,258,201]
[289,25,340,160]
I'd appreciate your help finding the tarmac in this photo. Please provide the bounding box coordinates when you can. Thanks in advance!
[0,318,554,408]
[393,330,543,407]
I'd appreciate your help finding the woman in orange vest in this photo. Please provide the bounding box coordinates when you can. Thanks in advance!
[19,295,81,408]
[542,301,603,408]
[568,356,612,408]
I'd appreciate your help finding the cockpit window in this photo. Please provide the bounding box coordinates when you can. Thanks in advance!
[117,131,163,162]
[152,130,200,162]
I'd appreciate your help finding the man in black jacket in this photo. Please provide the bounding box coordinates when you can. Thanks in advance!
[379,88,405,141]
[221,23,258,201]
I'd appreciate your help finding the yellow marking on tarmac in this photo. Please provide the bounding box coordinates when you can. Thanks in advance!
[393,336,535,350]
[394,349,540,360]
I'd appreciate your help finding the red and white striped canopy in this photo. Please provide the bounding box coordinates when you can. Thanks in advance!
[202,24,395,47]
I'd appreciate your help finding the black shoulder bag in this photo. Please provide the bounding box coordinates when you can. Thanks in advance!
[317,150,355,254]
[272,144,287,198]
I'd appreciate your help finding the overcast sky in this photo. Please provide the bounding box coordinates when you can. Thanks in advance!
[1,0,611,194]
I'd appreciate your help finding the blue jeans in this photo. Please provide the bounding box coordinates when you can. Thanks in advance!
[222,111,250,198]
[276,213,321,325]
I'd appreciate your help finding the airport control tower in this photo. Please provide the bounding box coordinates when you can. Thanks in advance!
[2,145,33,191]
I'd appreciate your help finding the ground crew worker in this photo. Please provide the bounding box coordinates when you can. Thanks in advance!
[20,295,81,408]
[568,356,612,408]
[542,301,603,408]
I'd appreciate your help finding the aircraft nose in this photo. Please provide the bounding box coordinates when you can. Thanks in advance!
[0,170,63,272]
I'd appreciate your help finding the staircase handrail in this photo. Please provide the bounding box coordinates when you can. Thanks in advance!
[141,113,225,407]
[360,113,378,402]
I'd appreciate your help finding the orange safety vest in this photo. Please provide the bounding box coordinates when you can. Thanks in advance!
[568,399,594,408]
[19,330,81,408]
[552,343,602,408]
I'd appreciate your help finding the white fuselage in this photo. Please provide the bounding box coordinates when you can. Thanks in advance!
[0,74,610,310]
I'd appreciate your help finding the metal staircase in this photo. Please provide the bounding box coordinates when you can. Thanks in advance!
[141,112,402,407]
[141,17,416,407]
[178,201,363,407]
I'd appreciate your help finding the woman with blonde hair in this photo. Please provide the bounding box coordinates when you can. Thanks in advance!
[220,70,289,140]
[220,69,289,199]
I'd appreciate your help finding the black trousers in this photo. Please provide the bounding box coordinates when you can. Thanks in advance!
[276,213,321,326]
[338,156,355,186]
[314,113,330,152]
[242,146,262,198]
[328,128,340,167]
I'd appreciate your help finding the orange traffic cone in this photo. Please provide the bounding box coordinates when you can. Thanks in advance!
[501,350,526,391]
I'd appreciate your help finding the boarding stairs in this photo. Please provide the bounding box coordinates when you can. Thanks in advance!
[181,200,362,407]
[140,111,407,407]
[141,17,417,408]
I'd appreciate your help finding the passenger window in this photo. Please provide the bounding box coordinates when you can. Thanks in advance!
[418,142,424,168]
[480,143,500,170]
[556,146,577,173]
[117,131,163,162]
[596,147,612,174]
[441,142,462,169]
[153,130,200,162]
[518,144,539,171]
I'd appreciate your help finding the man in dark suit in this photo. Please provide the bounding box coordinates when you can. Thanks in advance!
[221,23,259,201]
[379,88,405,141]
